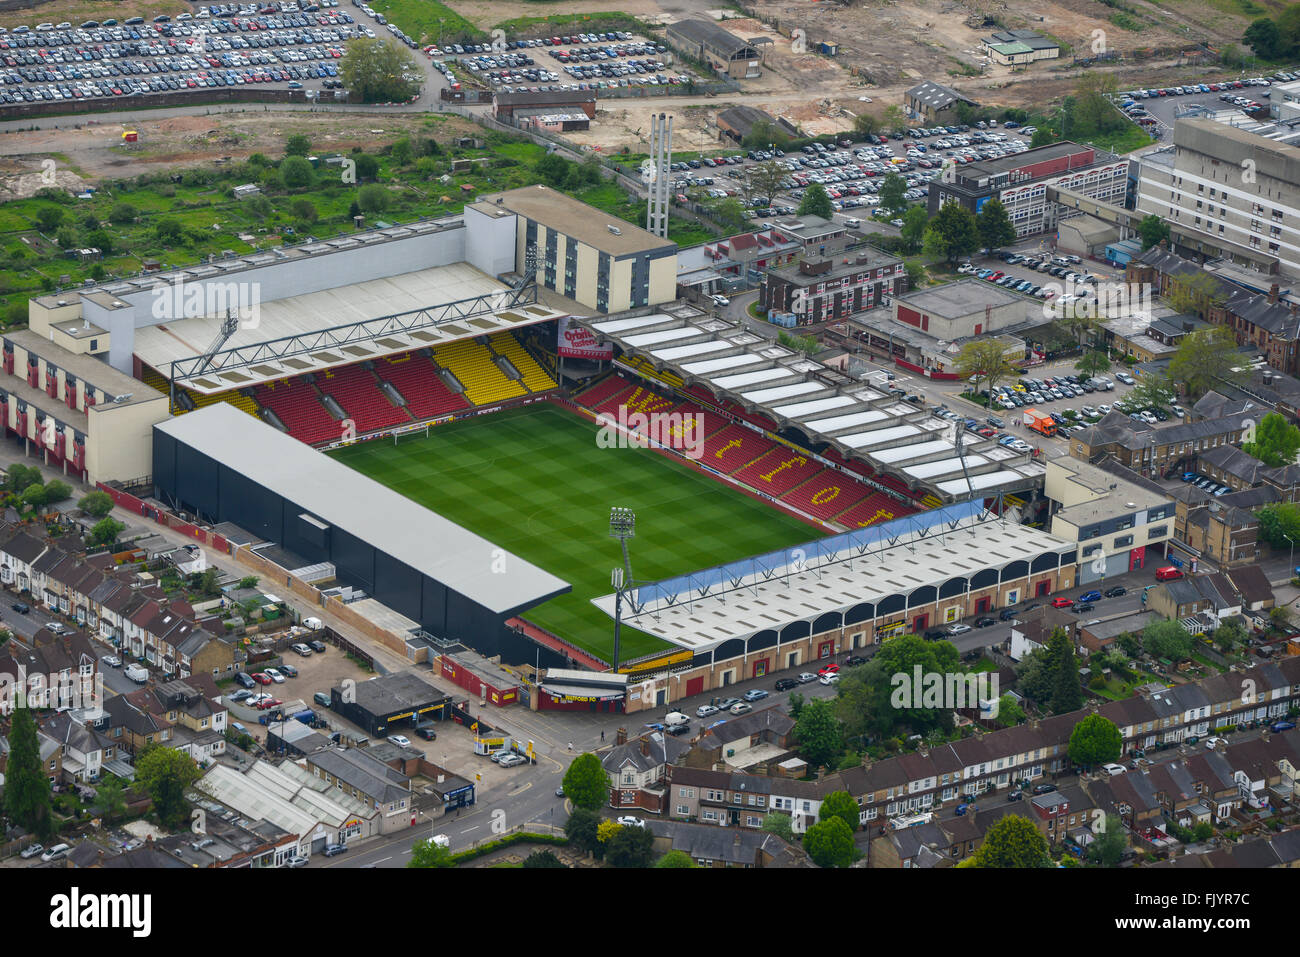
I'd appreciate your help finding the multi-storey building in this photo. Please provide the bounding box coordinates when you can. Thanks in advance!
[760,251,906,325]
[1135,118,1300,279]
[927,141,1128,238]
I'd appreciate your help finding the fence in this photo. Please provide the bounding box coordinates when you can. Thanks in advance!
[0,86,311,121]
[98,482,232,555]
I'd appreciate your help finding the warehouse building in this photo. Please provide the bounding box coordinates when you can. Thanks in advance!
[326,672,453,739]
[904,80,979,123]
[891,279,1032,339]
[982,30,1061,66]
[665,19,762,79]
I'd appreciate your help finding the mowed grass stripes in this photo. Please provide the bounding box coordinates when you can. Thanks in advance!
[328,403,821,662]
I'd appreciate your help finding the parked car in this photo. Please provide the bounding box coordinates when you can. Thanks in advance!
[1101,763,1127,776]
[323,843,347,857]
[101,654,122,668]
[1078,590,1102,603]
[19,843,43,859]
[819,672,840,686]
[1104,586,1127,598]
[1031,783,1057,795]
[729,702,753,714]
[1073,601,1094,613]
[251,672,273,685]
[948,623,972,635]
[292,643,313,656]
[235,672,256,689]
[774,677,798,691]
[498,753,527,767]
[743,688,770,701]
[40,843,71,862]
[845,655,867,666]
[308,640,327,653]
[263,668,285,684]
[286,855,309,868]
[1050,597,1073,608]
[695,704,719,717]
[228,689,253,703]
[388,734,411,748]
[313,691,331,707]
[11,601,29,613]
[818,664,840,676]
[278,664,299,678]
[1271,720,1297,732]
[797,672,818,683]
[974,617,996,628]
[416,726,437,741]
[616,816,647,828]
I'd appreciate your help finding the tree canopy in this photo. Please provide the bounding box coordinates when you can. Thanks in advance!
[976,197,1016,254]
[561,752,609,811]
[923,200,979,264]
[340,37,420,103]
[1068,714,1123,768]
[802,816,856,868]
[1142,618,1194,662]
[1137,214,1170,251]
[794,698,844,769]
[969,815,1052,867]
[1243,412,1300,467]
[798,183,833,219]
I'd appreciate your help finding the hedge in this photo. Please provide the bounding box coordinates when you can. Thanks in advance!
[449,831,568,865]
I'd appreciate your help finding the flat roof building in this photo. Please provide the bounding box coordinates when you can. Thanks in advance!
[665,19,761,79]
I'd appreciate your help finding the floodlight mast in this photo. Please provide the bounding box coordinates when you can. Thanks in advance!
[609,507,637,673]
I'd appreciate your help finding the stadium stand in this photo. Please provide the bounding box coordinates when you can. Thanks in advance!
[732,447,827,497]
[620,355,684,389]
[834,491,916,529]
[375,352,471,419]
[433,339,527,405]
[492,332,559,394]
[254,378,342,445]
[139,364,260,418]
[701,423,775,474]
[572,375,635,409]
[599,383,677,418]
[779,472,873,523]
[315,363,411,434]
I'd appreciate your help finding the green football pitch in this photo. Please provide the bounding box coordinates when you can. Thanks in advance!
[328,402,822,662]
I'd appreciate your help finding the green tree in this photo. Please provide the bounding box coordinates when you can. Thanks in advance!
[522,849,566,868]
[834,633,963,741]
[90,775,129,823]
[1031,127,1059,148]
[108,203,137,225]
[802,816,855,868]
[340,36,419,103]
[976,196,1016,255]
[89,517,125,548]
[882,104,906,133]
[155,219,184,245]
[1068,714,1123,768]
[956,338,1018,404]
[853,113,880,137]
[743,159,788,209]
[1213,618,1247,654]
[1088,814,1128,866]
[655,849,697,868]
[20,483,47,513]
[238,576,260,590]
[787,691,805,718]
[1258,502,1300,550]
[1046,627,1083,715]
[357,184,392,214]
[3,704,55,840]
[280,156,314,189]
[1243,412,1300,467]
[709,197,749,233]
[1168,325,1244,399]
[78,490,115,518]
[134,744,201,830]
[561,752,609,810]
[923,200,979,264]
[353,153,380,181]
[290,199,319,225]
[1143,618,1194,661]
[43,480,71,504]
[1244,17,1287,60]
[1138,214,1170,251]
[794,698,843,769]
[878,172,908,215]
[818,790,860,835]
[389,138,413,166]
[970,815,1052,867]
[564,807,602,857]
[1076,349,1111,378]
[798,183,833,219]
[408,837,455,867]
[284,134,311,157]
[900,205,928,253]
[56,225,77,249]
[35,206,64,233]
[762,812,795,843]
[994,694,1027,727]
[904,259,926,289]
[605,822,654,867]
[741,119,791,151]
[1125,373,1176,413]
[5,464,42,493]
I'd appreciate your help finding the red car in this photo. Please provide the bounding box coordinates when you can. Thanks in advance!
[1049,597,1073,608]
[818,664,840,677]
[251,672,273,685]
[257,697,283,710]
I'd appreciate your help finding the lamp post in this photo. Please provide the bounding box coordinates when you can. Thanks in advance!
[1284,533,1294,575]
[609,507,636,673]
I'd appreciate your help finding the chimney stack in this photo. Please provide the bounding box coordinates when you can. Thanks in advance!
[616,727,628,746]
[640,736,650,756]
[1269,283,1279,304]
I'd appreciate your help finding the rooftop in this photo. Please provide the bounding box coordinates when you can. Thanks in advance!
[471,185,675,259]
[156,405,570,615]
[892,278,1023,318]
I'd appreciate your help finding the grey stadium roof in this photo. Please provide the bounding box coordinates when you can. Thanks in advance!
[155,404,570,615]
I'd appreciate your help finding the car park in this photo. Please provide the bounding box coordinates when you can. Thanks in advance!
[263,668,285,683]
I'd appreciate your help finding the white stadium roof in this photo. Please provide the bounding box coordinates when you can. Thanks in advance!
[156,404,569,615]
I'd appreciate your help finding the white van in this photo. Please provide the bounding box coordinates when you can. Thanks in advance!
[664,711,689,727]
[844,217,862,229]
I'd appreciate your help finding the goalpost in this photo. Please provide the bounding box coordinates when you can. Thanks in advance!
[393,423,431,446]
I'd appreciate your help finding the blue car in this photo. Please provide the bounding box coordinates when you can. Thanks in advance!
[1078,590,1102,603]
[1272,720,1297,732]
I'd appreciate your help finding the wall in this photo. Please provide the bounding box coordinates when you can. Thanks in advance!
[463,203,518,279]
[85,395,171,485]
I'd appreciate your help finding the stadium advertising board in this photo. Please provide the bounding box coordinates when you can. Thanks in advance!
[558,317,614,359]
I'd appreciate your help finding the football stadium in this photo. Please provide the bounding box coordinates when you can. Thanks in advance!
[19,185,1057,710]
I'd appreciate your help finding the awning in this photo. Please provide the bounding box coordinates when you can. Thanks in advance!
[540,683,625,702]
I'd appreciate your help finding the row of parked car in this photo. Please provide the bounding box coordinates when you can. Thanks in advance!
[1121,77,1272,99]
[1181,471,1233,497]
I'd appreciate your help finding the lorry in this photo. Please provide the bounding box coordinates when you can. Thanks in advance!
[124,663,148,683]
[1023,408,1057,437]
